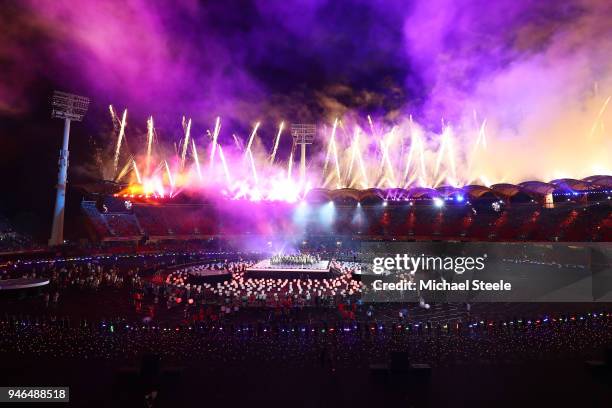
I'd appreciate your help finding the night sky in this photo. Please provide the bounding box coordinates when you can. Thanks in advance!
[1,0,611,239]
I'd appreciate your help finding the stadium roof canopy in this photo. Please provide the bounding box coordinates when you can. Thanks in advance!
[518,181,556,196]
[293,174,612,205]
[583,175,612,187]
[549,178,597,191]
[304,188,331,203]
[462,185,501,200]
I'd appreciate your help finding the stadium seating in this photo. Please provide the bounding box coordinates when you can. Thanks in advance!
[81,199,611,242]
[82,201,112,237]
[103,213,141,237]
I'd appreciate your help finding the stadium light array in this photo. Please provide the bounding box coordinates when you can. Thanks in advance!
[49,91,90,246]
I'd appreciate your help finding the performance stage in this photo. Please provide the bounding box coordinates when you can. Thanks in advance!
[246,259,333,278]
[189,269,232,278]
[169,264,232,284]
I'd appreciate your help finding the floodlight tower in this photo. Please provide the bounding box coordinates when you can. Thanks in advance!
[48,91,90,246]
[290,124,316,182]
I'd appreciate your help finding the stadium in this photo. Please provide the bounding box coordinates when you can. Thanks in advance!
[1,1,612,407]
[80,176,612,243]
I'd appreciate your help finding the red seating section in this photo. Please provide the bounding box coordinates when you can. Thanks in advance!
[82,200,611,242]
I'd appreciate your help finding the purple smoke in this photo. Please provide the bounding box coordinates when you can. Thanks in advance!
[0,0,610,181]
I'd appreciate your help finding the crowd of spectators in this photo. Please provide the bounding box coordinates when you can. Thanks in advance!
[164,260,363,313]
[1,311,610,368]
[0,216,34,253]
[1,248,610,378]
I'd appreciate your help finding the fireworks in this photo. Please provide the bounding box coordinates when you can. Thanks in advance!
[108,101,611,202]
[180,117,192,171]
[270,122,284,164]
[145,116,154,176]
[111,107,127,173]
[209,117,221,171]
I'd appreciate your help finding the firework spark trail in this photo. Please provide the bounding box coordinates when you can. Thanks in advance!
[114,159,133,182]
[377,151,387,187]
[467,119,487,177]
[331,142,340,183]
[367,115,376,138]
[382,127,397,186]
[243,121,260,185]
[377,138,387,177]
[248,149,258,185]
[164,160,175,189]
[323,119,341,186]
[146,116,154,176]
[347,128,359,184]
[270,122,284,163]
[323,119,337,175]
[479,119,487,149]
[369,115,393,187]
[357,140,369,188]
[132,159,142,184]
[180,118,192,171]
[434,126,449,180]
[446,127,457,183]
[113,108,127,174]
[403,127,415,186]
[406,116,428,187]
[589,96,611,138]
[432,124,459,187]
[339,120,355,186]
[331,128,341,187]
[209,117,221,170]
[287,142,295,179]
[245,122,261,155]
[109,105,118,126]
[218,144,232,185]
[232,134,242,151]
[192,139,202,181]
[418,137,427,185]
